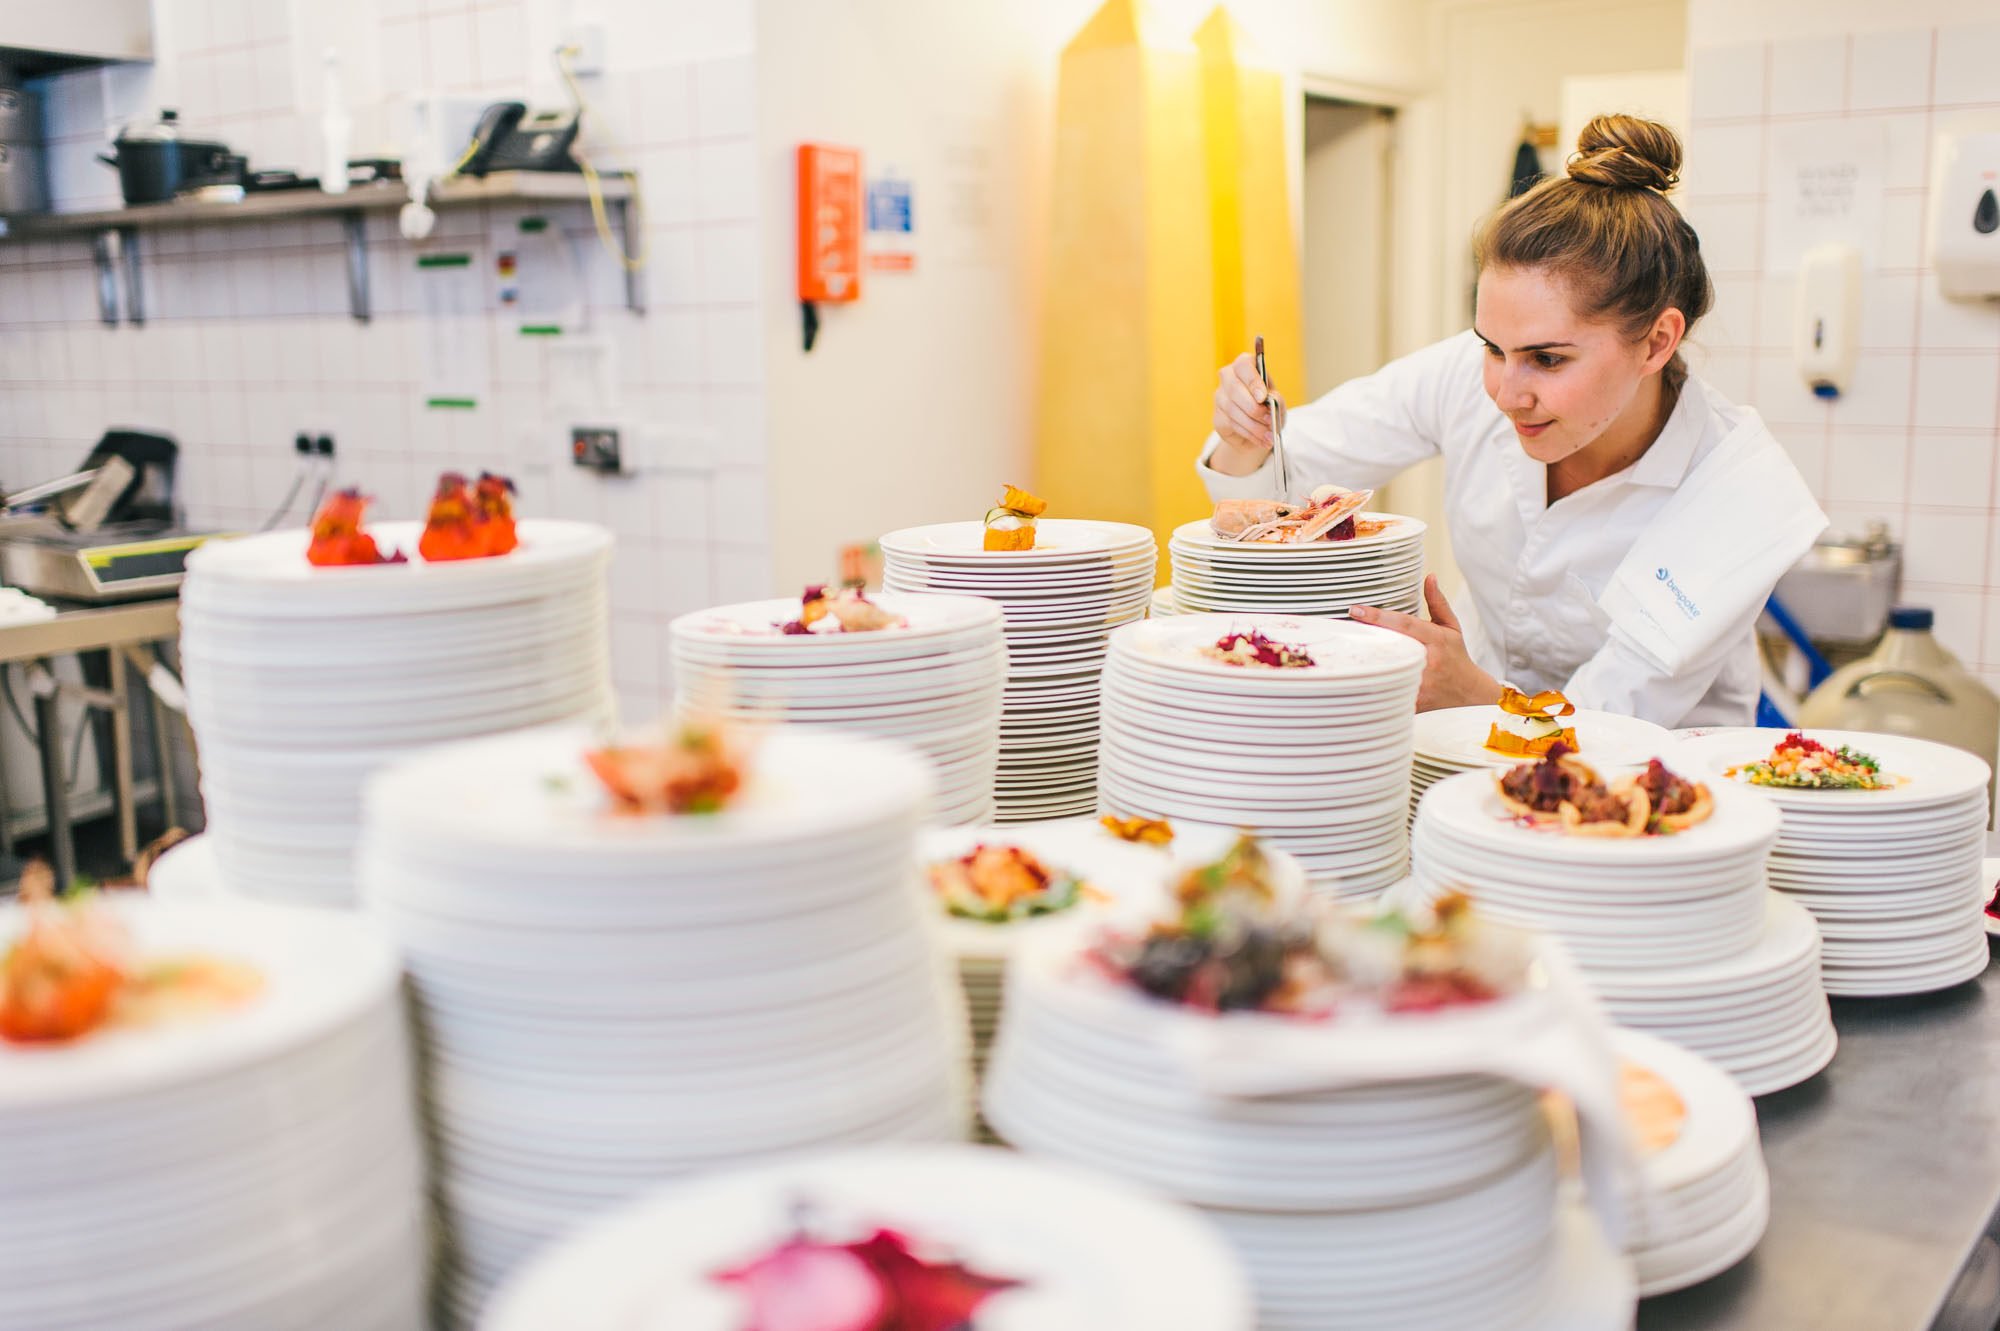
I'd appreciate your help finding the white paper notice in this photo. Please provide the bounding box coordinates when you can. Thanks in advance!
[1764,120,1888,272]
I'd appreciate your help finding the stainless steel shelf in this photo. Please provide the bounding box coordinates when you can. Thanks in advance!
[0,170,643,323]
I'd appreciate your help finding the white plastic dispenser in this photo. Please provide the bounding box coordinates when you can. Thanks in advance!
[1933,131,2000,300]
[1793,242,1860,400]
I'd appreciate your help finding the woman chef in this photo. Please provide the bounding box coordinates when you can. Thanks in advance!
[1198,115,1826,728]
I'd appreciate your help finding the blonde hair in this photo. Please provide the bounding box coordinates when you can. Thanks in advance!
[1475,114,1713,392]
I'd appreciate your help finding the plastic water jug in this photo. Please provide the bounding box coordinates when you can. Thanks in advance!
[1798,606,1999,821]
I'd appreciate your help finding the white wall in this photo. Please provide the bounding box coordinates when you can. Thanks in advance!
[1687,0,2000,47]
[753,0,1444,593]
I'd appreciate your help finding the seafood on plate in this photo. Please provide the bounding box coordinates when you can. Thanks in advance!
[778,584,907,635]
[1100,813,1174,846]
[1199,629,1316,669]
[1727,731,1900,790]
[419,471,519,561]
[711,1215,1023,1331]
[927,844,1095,924]
[585,720,747,816]
[982,484,1047,552]
[1210,484,1376,544]
[1089,837,1529,1016]
[0,864,262,1045]
[305,489,406,567]
[1483,687,1579,758]
[1499,747,1710,837]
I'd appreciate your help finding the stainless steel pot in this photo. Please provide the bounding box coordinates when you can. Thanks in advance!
[98,110,232,207]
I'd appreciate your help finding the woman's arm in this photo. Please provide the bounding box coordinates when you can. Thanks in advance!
[1563,613,1753,727]
[1196,330,1482,502]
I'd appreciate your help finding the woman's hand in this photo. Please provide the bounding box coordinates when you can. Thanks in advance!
[1209,353,1276,477]
[1350,576,1502,712]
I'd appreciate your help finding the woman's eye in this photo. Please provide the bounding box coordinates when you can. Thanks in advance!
[1534,353,1565,369]
[1482,342,1503,358]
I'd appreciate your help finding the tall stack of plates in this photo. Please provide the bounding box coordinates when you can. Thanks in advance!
[668,592,1006,825]
[0,900,426,1331]
[484,1146,1257,1331]
[984,939,1637,1331]
[1674,729,1992,996]
[1608,1030,1769,1296]
[1097,614,1425,900]
[1167,514,1427,617]
[881,519,1156,821]
[1151,586,1179,617]
[1411,771,1836,1095]
[1410,706,1675,825]
[357,727,968,1327]
[180,519,614,907]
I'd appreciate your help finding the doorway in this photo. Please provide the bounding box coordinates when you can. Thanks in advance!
[1301,98,1394,402]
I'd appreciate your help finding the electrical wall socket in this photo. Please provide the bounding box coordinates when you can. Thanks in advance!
[561,22,608,77]
[571,426,622,473]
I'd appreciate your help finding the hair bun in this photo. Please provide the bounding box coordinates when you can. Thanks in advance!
[1566,113,1681,191]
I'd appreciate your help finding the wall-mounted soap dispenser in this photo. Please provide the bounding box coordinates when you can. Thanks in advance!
[1794,242,1860,400]
[1933,131,2000,301]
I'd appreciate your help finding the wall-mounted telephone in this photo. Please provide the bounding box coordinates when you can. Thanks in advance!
[461,101,583,176]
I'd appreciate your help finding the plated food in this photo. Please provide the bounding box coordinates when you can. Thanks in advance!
[1483,687,1578,758]
[1198,627,1316,668]
[711,1215,1023,1331]
[1088,836,1530,1017]
[585,721,747,816]
[305,488,405,566]
[418,470,520,560]
[0,865,261,1045]
[1726,731,1901,790]
[1209,484,1380,544]
[778,583,908,634]
[928,844,1094,924]
[1496,747,1713,838]
[982,484,1048,551]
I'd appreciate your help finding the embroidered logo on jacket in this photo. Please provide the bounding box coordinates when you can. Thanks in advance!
[1655,568,1700,620]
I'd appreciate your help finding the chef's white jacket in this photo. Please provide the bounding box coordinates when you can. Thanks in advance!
[1196,331,1828,728]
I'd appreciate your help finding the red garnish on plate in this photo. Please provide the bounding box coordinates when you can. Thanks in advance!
[1781,731,1827,756]
[472,472,519,555]
[711,1225,1022,1331]
[305,489,405,566]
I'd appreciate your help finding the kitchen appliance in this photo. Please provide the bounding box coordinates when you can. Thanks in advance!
[1770,522,1902,650]
[0,72,46,214]
[97,109,234,206]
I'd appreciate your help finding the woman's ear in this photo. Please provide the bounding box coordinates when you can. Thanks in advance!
[1642,307,1687,374]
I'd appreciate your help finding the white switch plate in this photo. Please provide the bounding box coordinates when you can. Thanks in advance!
[561,22,608,77]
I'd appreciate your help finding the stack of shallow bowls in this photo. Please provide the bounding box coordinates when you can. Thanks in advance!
[984,938,1637,1331]
[1410,770,1836,1095]
[881,519,1157,822]
[0,899,426,1331]
[483,1145,1258,1331]
[1674,729,1992,996]
[180,519,614,907]
[1167,513,1426,618]
[357,726,968,1327]
[1409,706,1674,826]
[669,592,1006,824]
[1607,1030,1769,1296]
[1097,614,1424,901]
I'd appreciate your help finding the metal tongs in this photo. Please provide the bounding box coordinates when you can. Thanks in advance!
[1254,334,1291,499]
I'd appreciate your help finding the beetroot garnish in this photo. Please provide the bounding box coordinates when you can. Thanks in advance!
[1782,731,1827,755]
[1324,516,1357,541]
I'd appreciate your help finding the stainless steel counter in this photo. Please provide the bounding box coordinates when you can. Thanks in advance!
[1640,947,2000,1331]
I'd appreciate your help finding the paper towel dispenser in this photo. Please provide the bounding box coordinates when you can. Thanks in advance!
[1933,130,2000,301]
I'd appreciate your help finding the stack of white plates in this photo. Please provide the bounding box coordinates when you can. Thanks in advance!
[357,726,969,1327]
[1410,706,1675,825]
[1167,514,1427,618]
[1609,1030,1769,1296]
[881,519,1156,822]
[984,940,1635,1331]
[1675,729,1992,996]
[180,519,614,907]
[484,1145,1257,1331]
[668,592,1006,824]
[0,899,426,1331]
[1097,614,1425,900]
[1150,585,1178,617]
[1411,771,1836,1095]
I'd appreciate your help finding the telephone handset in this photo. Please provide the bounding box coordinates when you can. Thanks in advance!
[460,100,583,176]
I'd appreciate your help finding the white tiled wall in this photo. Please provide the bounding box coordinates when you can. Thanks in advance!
[1682,23,2000,686]
[0,0,769,723]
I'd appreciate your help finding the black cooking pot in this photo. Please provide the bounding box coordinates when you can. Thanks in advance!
[97,110,234,206]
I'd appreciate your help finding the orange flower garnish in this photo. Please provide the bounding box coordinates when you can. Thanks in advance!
[306,489,404,567]
[1495,687,1575,719]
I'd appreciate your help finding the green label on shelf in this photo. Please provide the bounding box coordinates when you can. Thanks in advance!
[519,325,562,336]
[425,397,478,409]
[416,254,472,268]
